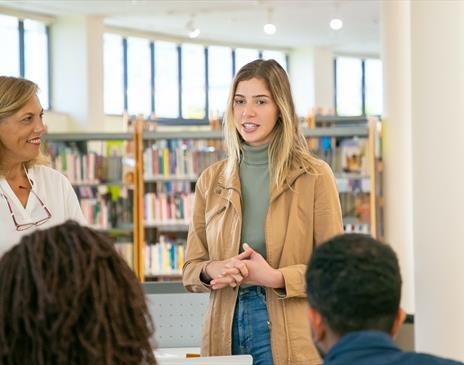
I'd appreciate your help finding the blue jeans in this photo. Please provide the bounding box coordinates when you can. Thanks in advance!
[231,286,274,365]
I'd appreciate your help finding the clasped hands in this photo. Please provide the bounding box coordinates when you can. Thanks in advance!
[205,243,284,290]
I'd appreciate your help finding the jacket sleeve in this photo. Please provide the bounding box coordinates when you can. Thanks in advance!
[312,161,344,246]
[182,174,213,293]
[276,162,343,299]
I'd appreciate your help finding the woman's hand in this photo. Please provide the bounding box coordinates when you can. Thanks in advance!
[210,243,285,289]
[207,250,252,290]
[239,243,284,288]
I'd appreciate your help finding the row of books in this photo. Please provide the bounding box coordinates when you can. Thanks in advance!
[144,192,194,223]
[144,237,185,276]
[340,193,370,223]
[76,186,133,228]
[336,175,370,193]
[47,142,134,184]
[313,138,370,175]
[143,139,225,178]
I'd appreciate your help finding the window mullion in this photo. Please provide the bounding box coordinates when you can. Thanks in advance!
[177,45,182,119]
[18,19,25,77]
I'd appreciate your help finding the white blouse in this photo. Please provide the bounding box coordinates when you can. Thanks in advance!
[0,165,85,257]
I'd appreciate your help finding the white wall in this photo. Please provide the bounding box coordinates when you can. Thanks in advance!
[313,47,335,113]
[288,47,315,117]
[288,46,335,117]
[410,0,464,360]
[381,0,415,314]
[50,16,104,131]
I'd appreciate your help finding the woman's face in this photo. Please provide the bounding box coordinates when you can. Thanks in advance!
[0,95,46,167]
[233,77,279,147]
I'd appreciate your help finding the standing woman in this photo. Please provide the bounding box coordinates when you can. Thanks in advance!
[183,59,343,365]
[0,76,84,257]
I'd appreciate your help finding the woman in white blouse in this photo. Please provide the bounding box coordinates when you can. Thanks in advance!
[0,76,84,256]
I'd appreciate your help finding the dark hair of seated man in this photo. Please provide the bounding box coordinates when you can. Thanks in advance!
[0,220,157,365]
[305,233,463,365]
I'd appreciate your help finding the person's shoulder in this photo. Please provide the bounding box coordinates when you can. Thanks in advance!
[31,165,72,185]
[311,158,333,175]
[198,159,227,182]
[297,157,334,181]
[401,351,464,365]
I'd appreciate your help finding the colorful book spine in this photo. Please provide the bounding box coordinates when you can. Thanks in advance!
[144,236,186,276]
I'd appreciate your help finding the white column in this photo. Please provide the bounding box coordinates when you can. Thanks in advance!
[410,0,464,359]
[381,0,415,313]
[313,47,334,113]
[50,16,104,131]
[289,47,315,117]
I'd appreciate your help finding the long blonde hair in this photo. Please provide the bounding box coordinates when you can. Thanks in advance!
[0,76,48,176]
[223,59,319,190]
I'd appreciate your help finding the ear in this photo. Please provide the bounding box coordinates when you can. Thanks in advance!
[390,307,406,337]
[308,306,326,342]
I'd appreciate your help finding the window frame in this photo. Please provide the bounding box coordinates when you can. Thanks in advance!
[103,32,288,125]
[334,56,382,117]
[1,16,51,109]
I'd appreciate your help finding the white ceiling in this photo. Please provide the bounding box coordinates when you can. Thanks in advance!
[0,0,381,55]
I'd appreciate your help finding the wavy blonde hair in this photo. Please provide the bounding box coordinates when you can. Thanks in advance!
[223,59,319,190]
[0,76,48,176]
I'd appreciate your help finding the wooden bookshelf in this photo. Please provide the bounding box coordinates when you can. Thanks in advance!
[44,116,383,283]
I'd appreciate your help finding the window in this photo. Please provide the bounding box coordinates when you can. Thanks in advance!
[103,33,124,115]
[24,19,49,109]
[0,14,20,77]
[235,48,259,74]
[0,15,50,109]
[335,56,383,116]
[262,50,287,71]
[102,32,288,124]
[364,58,383,116]
[181,43,206,119]
[127,37,151,117]
[208,46,232,118]
[154,41,179,119]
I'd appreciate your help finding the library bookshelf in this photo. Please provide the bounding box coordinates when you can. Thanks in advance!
[44,115,382,284]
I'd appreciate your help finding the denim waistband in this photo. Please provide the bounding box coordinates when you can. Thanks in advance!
[238,285,266,296]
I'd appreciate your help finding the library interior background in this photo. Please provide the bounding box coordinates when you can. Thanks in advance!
[0,0,463,362]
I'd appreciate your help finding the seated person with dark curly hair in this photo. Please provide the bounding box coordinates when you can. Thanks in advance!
[0,220,157,365]
[305,233,463,365]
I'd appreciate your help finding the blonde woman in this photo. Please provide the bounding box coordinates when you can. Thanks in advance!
[183,60,343,365]
[0,76,84,256]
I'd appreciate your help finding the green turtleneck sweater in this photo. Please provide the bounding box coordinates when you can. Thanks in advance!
[239,143,269,259]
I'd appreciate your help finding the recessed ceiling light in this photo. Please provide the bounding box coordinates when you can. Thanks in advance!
[264,23,276,35]
[330,18,343,30]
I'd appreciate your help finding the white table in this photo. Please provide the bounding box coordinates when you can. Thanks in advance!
[155,348,252,365]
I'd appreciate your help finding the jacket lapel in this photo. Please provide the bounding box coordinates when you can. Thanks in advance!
[216,161,242,218]
[269,165,306,204]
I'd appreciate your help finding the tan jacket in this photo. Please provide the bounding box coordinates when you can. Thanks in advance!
[182,159,343,365]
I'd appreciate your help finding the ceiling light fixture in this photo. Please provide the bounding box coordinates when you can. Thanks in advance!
[329,2,343,31]
[186,14,200,39]
[263,8,276,35]
[329,18,343,30]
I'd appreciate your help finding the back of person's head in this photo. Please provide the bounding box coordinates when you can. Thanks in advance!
[0,220,157,365]
[305,233,402,336]
[224,59,318,188]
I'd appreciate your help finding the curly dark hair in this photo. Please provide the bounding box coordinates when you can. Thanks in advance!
[0,220,157,365]
[305,233,402,336]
